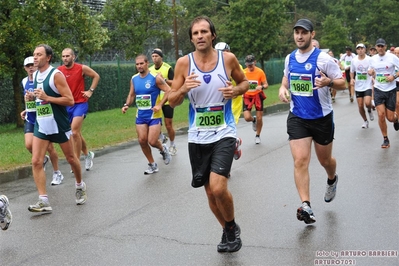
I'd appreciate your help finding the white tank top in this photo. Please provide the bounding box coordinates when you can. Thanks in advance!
[187,50,236,144]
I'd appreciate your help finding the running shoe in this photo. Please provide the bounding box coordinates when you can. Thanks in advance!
[43,155,50,171]
[144,163,159,175]
[0,195,12,230]
[51,171,64,186]
[324,174,338,203]
[75,182,87,205]
[217,230,228,252]
[28,198,52,212]
[234,137,242,160]
[160,144,171,165]
[332,97,335,103]
[255,136,261,144]
[85,151,95,171]
[368,111,374,121]
[381,138,390,148]
[159,133,168,144]
[361,120,369,129]
[224,224,242,252]
[296,202,316,224]
[394,120,399,131]
[252,116,257,131]
[350,96,354,102]
[169,145,177,156]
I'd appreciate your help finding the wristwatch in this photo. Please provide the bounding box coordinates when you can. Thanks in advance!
[328,79,334,87]
[89,88,95,92]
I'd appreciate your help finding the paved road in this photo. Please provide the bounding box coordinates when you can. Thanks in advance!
[1,91,398,266]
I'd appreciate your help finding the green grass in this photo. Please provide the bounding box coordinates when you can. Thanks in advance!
[0,84,281,172]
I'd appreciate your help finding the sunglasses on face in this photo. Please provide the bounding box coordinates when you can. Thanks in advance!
[25,64,34,67]
[376,45,385,48]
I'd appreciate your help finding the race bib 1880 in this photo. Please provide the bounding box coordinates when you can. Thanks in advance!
[290,73,313,97]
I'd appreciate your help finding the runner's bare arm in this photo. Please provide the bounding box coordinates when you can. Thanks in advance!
[169,56,200,108]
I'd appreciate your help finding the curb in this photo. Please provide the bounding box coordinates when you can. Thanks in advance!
[0,103,289,184]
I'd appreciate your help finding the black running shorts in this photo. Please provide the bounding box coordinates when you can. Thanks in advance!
[355,89,372,98]
[287,111,335,145]
[188,137,235,188]
[162,104,174,119]
[374,87,396,112]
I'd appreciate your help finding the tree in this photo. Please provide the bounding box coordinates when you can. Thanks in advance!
[222,0,295,69]
[320,15,350,55]
[103,0,177,59]
[0,0,109,127]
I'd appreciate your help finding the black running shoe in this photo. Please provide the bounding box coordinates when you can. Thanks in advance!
[394,121,399,131]
[381,138,390,148]
[224,224,242,252]
[217,230,228,252]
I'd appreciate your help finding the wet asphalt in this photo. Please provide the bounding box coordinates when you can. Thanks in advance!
[0,91,398,266]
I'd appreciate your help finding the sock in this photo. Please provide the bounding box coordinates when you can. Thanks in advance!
[53,170,60,174]
[384,136,388,140]
[327,175,337,185]
[256,135,260,137]
[170,141,175,146]
[76,182,85,188]
[225,219,236,230]
[39,195,49,203]
[303,201,311,207]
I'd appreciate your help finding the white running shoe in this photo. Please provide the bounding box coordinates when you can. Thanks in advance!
[51,171,64,186]
[234,138,242,160]
[169,145,177,156]
[324,174,338,202]
[75,182,87,205]
[144,163,159,175]
[43,155,50,171]
[0,195,12,230]
[361,120,369,129]
[85,151,95,171]
[160,144,171,165]
[368,111,374,121]
[255,136,261,144]
[28,198,52,212]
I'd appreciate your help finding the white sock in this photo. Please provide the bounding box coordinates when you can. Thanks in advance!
[170,141,175,146]
[39,195,49,203]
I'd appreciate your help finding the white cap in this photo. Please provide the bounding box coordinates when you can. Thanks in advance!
[356,43,366,49]
[215,42,230,51]
[24,56,34,66]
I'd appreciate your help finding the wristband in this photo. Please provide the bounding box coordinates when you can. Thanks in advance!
[89,88,95,92]
[123,103,129,108]
[394,74,398,79]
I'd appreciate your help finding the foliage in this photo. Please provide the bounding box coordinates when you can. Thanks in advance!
[320,15,350,55]
[0,0,109,126]
[103,0,182,59]
[221,0,294,69]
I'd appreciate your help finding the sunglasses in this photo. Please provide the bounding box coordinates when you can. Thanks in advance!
[25,64,34,67]
[376,45,385,48]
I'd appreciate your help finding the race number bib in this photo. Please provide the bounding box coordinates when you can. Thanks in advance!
[248,80,258,91]
[136,94,152,110]
[26,101,36,112]
[195,103,226,131]
[376,74,389,83]
[290,73,313,97]
[36,101,53,117]
[356,72,367,81]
